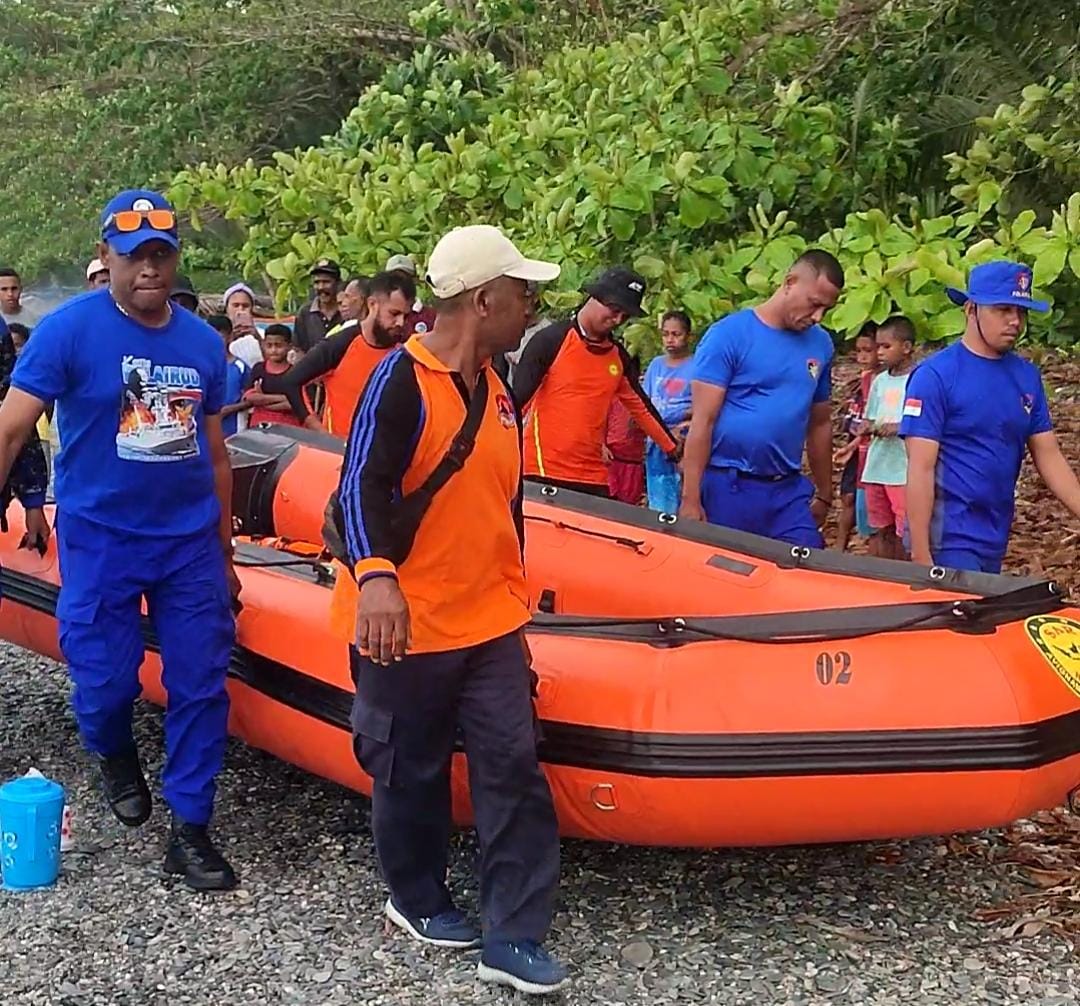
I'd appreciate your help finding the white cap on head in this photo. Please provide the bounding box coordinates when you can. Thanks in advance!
[426,225,560,299]
[86,258,107,280]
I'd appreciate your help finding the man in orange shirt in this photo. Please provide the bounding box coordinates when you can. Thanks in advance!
[512,268,679,496]
[333,225,568,995]
[261,271,413,436]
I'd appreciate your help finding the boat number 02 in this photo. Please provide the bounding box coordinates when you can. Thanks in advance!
[815,651,853,686]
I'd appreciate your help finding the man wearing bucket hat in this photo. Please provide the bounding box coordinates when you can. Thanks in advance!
[901,259,1080,573]
[330,224,569,994]
[169,274,200,315]
[511,266,679,496]
[0,189,240,891]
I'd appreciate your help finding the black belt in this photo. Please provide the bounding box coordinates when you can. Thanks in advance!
[717,466,799,483]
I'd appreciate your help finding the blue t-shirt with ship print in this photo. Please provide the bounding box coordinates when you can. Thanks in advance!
[12,288,227,536]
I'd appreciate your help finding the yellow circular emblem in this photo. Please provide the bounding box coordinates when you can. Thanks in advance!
[608,363,619,376]
[1024,615,1080,698]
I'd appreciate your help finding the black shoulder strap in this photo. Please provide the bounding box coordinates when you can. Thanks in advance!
[414,371,489,499]
[387,370,489,560]
[324,368,491,570]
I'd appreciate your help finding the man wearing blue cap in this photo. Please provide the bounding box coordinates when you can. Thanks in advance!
[901,260,1080,573]
[0,190,239,890]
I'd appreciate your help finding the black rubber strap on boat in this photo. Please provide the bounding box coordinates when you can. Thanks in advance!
[527,582,1064,645]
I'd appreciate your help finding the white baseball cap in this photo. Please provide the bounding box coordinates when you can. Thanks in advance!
[86,258,107,280]
[426,226,560,299]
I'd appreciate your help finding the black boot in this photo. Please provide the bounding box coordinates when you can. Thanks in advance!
[163,816,238,892]
[98,750,152,827]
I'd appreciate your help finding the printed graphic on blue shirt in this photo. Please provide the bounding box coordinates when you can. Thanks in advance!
[118,355,203,462]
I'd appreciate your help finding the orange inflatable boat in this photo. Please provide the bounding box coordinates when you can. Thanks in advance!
[2,425,1080,848]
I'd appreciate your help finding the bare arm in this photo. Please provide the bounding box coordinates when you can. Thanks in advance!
[905,436,939,566]
[678,381,726,521]
[244,390,292,410]
[220,401,253,419]
[1029,431,1080,518]
[806,401,833,503]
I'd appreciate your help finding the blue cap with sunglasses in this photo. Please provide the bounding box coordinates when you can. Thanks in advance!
[100,189,180,255]
[945,260,1049,313]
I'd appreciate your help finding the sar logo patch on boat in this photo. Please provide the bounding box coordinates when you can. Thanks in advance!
[1025,615,1080,698]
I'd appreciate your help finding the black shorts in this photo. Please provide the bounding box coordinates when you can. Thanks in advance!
[840,453,858,498]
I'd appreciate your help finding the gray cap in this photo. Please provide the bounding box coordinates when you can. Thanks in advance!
[386,253,418,276]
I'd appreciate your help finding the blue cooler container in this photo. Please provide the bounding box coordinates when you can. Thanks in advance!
[0,775,65,890]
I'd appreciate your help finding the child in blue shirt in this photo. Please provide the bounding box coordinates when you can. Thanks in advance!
[642,310,693,513]
[207,314,253,436]
[862,317,915,559]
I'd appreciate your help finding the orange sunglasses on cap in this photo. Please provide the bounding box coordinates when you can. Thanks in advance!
[103,209,177,232]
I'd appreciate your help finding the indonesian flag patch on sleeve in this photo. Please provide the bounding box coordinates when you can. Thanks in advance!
[903,398,923,418]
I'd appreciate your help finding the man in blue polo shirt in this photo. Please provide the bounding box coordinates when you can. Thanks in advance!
[901,260,1080,573]
[0,189,239,891]
[679,250,842,546]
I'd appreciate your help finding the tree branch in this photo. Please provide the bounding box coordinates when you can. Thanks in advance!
[726,0,894,76]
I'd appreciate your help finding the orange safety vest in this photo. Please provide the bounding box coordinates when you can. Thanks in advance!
[323,335,394,437]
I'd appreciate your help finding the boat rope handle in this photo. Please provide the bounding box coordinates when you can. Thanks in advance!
[525,514,648,554]
[233,556,332,569]
[589,784,618,812]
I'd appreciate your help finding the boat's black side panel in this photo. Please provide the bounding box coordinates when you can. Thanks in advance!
[5,567,1080,780]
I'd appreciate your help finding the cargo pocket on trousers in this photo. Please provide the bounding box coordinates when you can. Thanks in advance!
[351,702,395,787]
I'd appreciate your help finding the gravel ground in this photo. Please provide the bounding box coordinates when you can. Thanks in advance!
[2,642,1078,1006]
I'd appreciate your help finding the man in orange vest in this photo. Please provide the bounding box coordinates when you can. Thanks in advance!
[261,271,414,436]
[330,224,568,994]
[512,268,679,496]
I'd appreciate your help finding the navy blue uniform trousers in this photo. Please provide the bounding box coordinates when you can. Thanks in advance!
[55,512,234,825]
[350,630,559,943]
[702,466,824,548]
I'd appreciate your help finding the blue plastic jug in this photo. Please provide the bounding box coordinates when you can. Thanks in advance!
[0,775,65,891]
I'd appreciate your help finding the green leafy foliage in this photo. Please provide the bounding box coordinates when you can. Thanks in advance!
[0,0,680,278]
[0,0,425,276]
[169,2,1080,354]
[945,79,1080,219]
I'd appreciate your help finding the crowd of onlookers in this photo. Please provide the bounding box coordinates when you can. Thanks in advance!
[0,249,920,555]
[6,240,1070,576]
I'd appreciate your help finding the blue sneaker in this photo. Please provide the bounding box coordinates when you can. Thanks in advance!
[477,940,569,995]
[384,898,481,949]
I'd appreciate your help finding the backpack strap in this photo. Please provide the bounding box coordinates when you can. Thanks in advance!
[324,368,491,571]
[386,370,488,563]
